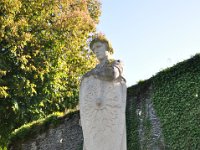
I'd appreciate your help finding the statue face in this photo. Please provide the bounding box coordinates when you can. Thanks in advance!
[92,42,107,61]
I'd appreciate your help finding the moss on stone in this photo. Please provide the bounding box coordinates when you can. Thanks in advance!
[8,110,78,148]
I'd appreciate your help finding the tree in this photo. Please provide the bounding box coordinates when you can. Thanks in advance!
[0,0,101,146]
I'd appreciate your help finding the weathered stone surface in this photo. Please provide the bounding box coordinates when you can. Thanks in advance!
[80,76,127,150]
[136,86,165,150]
[9,113,83,150]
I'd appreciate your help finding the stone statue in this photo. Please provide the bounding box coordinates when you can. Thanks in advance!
[79,34,127,150]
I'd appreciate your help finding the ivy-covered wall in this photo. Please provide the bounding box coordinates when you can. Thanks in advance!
[127,54,200,149]
[152,54,200,149]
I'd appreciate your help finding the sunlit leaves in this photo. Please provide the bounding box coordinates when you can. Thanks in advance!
[0,0,101,147]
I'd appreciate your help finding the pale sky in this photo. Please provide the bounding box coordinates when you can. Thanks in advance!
[97,0,200,86]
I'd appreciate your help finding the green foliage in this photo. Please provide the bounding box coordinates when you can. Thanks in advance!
[152,54,200,149]
[127,54,200,149]
[0,0,101,147]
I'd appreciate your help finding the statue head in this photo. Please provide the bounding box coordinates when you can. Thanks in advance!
[89,33,114,55]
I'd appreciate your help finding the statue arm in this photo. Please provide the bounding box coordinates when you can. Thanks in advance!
[81,60,123,81]
[95,60,123,81]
